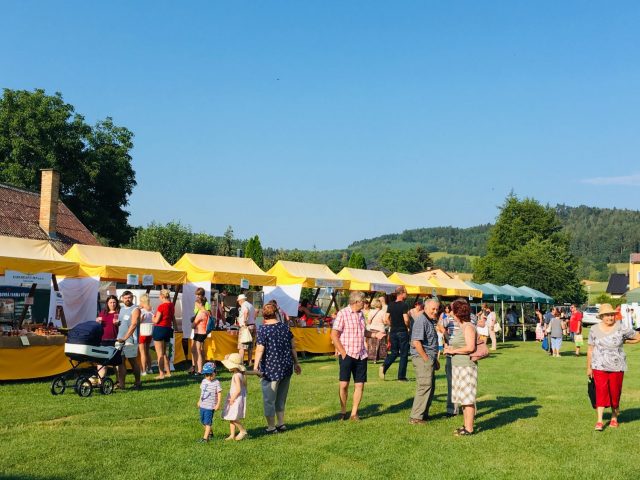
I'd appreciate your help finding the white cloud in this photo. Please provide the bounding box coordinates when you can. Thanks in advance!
[581,173,640,186]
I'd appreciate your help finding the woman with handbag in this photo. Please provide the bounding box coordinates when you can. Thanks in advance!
[443,299,479,436]
[366,298,387,362]
[587,304,640,430]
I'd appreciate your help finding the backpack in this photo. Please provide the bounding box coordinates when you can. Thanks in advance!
[205,315,216,334]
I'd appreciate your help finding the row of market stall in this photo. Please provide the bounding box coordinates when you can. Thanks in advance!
[0,234,554,380]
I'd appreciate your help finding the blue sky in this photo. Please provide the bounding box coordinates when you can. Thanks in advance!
[2,1,639,249]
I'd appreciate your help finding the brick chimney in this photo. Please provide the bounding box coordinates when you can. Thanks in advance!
[39,169,60,238]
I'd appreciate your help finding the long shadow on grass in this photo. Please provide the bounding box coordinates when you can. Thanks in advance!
[619,407,640,423]
[474,396,541,432]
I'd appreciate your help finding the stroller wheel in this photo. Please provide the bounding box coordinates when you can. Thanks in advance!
[100,377,114,395]
[77,377,93,397]
[50,376,66,395]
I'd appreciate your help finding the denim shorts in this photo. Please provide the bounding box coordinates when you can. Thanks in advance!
[152,325,173,342]
[199,407,214,426]
[551,337,562,351]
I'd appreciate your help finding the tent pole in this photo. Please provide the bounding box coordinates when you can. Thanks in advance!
[311,288,321,308]
[521,303,526,342]
[501,300,505,343]
[51,274,68,329]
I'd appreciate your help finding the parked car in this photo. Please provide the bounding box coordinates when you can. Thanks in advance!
[582,306,600,325]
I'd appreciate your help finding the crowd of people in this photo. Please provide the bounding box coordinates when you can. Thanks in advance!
[90,286,640,439]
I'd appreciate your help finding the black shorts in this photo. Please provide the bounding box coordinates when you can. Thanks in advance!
[339,355,367,383]
[152,326,173,342]
[193,333,207,343]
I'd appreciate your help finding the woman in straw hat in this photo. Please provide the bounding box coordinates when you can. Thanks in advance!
[587,304,640,431]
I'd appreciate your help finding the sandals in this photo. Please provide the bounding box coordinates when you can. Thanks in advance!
[594,422,604,431]
[454,427,474,436]
[609,419,619,428]
[276,424,287,432]
[265,427,278,434]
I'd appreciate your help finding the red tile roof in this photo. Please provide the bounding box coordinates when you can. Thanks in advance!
[0,183,100,254]
[631,253,640,264]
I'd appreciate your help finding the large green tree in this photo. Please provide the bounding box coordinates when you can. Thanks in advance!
[347,251,367,269]
[474,194,585,303]
[0,88,136,245]
[244,235,264,268]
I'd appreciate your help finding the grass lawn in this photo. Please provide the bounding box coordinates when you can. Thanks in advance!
[2,337,640,480]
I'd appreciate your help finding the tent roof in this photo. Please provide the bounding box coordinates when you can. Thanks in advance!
[412,270,483,298]
[465,281,510,302]
[64,244,186,284]
[337,268,400,293]
[0,235,79,276]
[267,261,348,289]
[174,253,276,286]
[388,272,447,296]
[500,284,531,302]
[517,285,554,304]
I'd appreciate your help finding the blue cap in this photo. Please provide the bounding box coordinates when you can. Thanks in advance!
[202,362,216,375]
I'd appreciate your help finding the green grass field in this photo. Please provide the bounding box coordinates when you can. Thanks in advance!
[2,337,640,480]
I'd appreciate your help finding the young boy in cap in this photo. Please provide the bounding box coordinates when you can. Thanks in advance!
[197,362,221,442]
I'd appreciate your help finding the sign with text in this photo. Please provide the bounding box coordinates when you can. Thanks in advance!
[126,274,139,286]
[3,271,52,289]
[315,279,344,288]
[240,279,250,289]
[142,274,154,286]
[371,283,397,294]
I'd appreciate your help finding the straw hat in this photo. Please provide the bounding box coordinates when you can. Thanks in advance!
[597,304,616,318]
[222,353,246,372]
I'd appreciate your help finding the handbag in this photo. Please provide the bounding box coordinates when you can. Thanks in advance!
[587,377,596,409]
[205,315,216,335]
[494,322,502,333]
[470,336,489,362]
[238,326,253,344]
[541,337,549,350]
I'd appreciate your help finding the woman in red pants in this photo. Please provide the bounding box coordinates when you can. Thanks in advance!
[587,304,640,431]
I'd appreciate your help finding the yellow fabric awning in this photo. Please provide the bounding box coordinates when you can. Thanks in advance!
[174,253,276,286]
[267,260,349,289]
[337,267,400,293]
[0,235,79,276]
[64,244,186,284]
[412,270,483,298]
[387,272,447,296]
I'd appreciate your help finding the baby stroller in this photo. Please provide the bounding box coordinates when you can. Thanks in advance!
[50,321,122,397]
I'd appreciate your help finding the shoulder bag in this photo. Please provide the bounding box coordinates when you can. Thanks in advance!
[470,335,489,362]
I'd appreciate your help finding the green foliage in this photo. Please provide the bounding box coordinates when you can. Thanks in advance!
[0,88,136,245]
[347,252,367,269]
[220,226,235,256]
[434,255,473,272]
[594,293,625,308]
[244,235,264,269]
[474,195,586,303]
[127,221,220,264]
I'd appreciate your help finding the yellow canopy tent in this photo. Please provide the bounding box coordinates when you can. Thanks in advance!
[0,235,79,276]
[388,272,447,296]
[174,253,276,286]
[412,269,482,298]
[64,244,186,285]
[267,260,348,289]
[0,235,81,328]
[337,267,400,293]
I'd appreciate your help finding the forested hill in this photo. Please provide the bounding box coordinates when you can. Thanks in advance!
[348,205,640,266]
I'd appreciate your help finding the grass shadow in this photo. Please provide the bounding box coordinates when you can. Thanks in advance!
[477,396,537,417]
[476,404,541,432]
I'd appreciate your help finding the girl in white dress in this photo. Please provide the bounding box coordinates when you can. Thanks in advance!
[222,353,248,441]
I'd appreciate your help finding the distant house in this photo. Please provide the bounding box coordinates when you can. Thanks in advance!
[606,273,629,299]
[0,169,100,254]
[631,253,640,291]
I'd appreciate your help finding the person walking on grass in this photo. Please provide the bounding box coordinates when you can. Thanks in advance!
[331,291,386,421]
[222,353,248,441]
[197,362,221,443]
[380,286,410,381]
[409,298,440,424]
[587,304,640,431]
[548,308,565,358]
[569,304,583,356]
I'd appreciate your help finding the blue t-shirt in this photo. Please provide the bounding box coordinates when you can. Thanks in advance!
[256,322,294,382]
[410,313,439,360]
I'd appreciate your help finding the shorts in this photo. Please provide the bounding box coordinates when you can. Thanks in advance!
[339,355,367,383]
[199,407,214,426]
[122,343,138,359]
[551,337,562,351]
[152,326,173,342]
[193,333,207,343]
[139,335,151,344]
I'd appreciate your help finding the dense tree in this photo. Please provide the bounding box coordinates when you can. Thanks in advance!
[347,252,367,269]
[378,248,423,273]
[0,88,136,245]
[244,235,264,268]
[474,195,586,303]
[220,226,235,256]
[127,221,219,264]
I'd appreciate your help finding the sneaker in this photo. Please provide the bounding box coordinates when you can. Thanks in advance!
[141,371,147,376]
[594,422,604,431]
[609,419,619,428]
[378,365,385,380]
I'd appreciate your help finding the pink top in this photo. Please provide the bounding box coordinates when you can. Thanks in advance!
[194,310,208,335]
[332,305,368,360]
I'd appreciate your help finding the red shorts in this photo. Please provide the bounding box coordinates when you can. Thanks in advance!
[593,370,624,409]
[138,335,152,344]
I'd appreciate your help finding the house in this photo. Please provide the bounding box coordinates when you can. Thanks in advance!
[605,273,629,299]
[0,169,100,254]
[631,253,640,291]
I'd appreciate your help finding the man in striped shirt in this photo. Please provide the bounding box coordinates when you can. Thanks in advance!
[331,291,386,421]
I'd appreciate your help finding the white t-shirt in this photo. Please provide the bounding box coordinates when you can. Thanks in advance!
[239,302,256,326]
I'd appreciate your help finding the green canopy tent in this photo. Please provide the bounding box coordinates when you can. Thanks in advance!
[518,285,554,305]
[465,281,512,343]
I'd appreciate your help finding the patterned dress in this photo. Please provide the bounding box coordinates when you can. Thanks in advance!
[450,324,478,406]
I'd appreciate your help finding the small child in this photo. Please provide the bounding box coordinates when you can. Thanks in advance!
[197,362,221,443]
[221,353,248,441]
